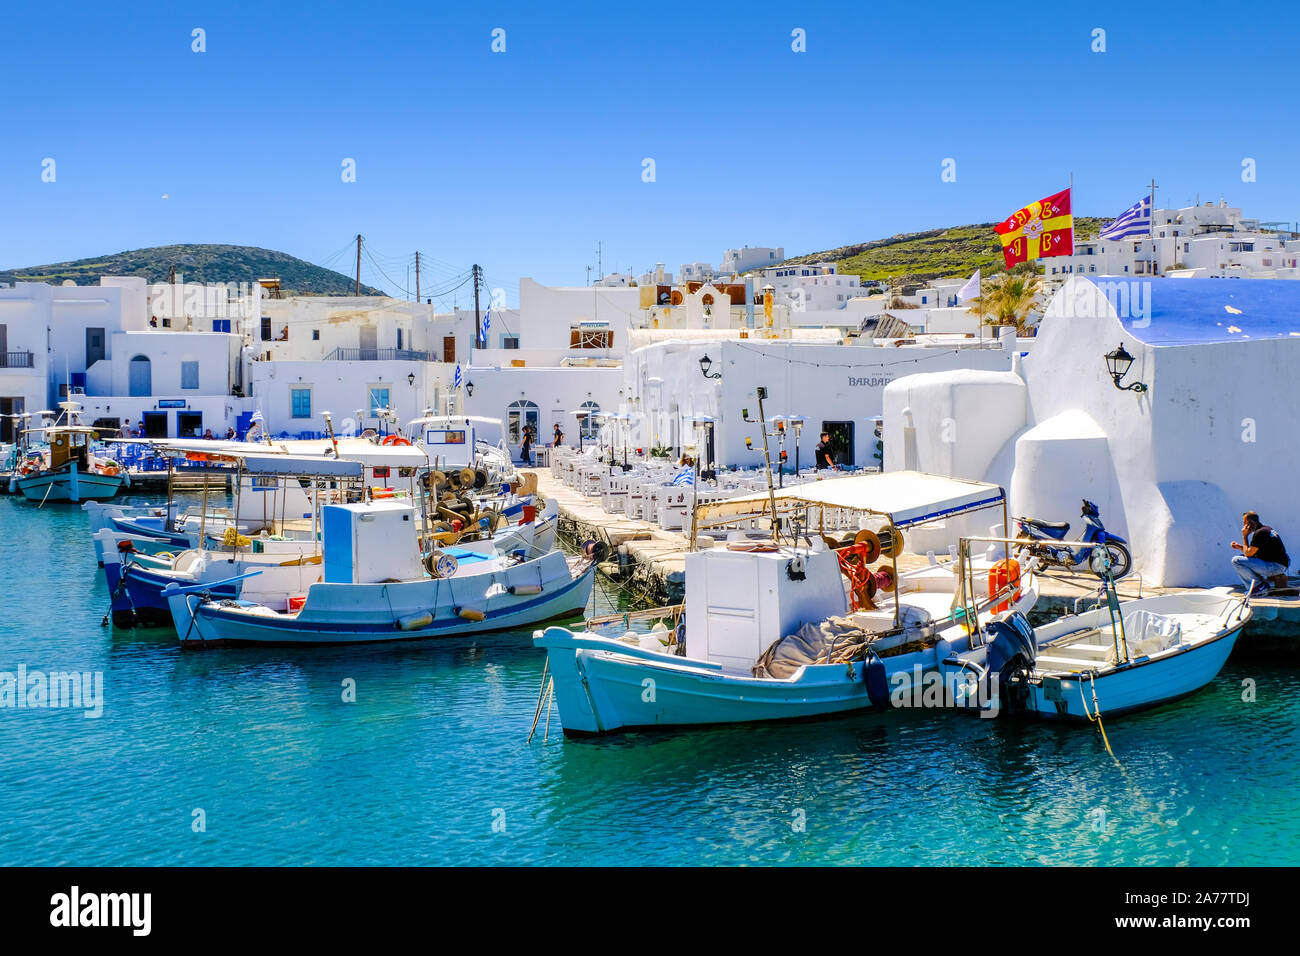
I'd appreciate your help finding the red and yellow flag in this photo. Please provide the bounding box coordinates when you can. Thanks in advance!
[995,188,1073,268]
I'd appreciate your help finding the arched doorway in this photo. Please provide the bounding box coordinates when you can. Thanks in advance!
[578,400,600,441]
[129,355,152,397]
[507,399,539,446]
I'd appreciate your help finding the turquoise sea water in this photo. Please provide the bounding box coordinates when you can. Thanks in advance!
[1,494,1297,866]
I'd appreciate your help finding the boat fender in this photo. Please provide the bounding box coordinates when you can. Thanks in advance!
[863,653,890,708]
[457,607,486,622]
[508,584,543,595]
[397,611,434,631]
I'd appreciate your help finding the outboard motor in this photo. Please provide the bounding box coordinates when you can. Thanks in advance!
[984,611,1036,715]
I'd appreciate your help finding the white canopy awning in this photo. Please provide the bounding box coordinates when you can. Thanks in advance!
[111,437,428,469]
[696,470,1005,528]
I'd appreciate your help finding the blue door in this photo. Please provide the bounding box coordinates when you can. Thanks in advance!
[129,356,151,396]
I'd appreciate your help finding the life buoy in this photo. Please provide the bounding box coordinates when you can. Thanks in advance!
[988,559,1022,614]
[103,462,119,476]
[381,435,411,446]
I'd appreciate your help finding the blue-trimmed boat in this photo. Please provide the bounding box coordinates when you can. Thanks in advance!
[162,500,596,646]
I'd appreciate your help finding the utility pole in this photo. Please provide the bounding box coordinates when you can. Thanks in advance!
[597,241,603,280]
[354,234,363,296]
[415,251,421,303]
[472,263,482,351]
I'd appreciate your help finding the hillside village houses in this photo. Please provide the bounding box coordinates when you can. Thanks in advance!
[3,204,1296,463]
[1051,200,1300,279]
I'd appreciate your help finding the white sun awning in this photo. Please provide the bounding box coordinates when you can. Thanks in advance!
[696,470,1005,528]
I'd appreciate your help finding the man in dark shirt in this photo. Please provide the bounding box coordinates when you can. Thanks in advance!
[815,432,836,471]
[1230,511,1290,593]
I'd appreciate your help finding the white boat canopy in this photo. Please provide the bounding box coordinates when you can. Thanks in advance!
[696,470,1005,529]
[111,436,428,469]
[106,441,365,478]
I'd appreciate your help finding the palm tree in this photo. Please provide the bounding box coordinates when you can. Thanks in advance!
[967,273,1044,334]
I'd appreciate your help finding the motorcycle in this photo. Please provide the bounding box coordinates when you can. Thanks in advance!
[1014,499,1132,579]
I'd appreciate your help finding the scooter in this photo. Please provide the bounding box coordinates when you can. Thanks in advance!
[1014,499,1132,579]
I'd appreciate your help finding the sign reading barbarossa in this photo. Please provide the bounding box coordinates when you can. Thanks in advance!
[848,375,892,387]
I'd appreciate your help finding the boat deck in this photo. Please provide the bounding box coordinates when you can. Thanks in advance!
[531,469,1300,643]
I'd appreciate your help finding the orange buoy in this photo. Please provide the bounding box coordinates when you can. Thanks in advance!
[988,559,1022,614]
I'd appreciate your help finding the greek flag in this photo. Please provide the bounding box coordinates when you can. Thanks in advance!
[670,467,694,486]
[249,409,263,425]
[453,363,462,389]
[479,309,491,346]
[1099,196,1152,241]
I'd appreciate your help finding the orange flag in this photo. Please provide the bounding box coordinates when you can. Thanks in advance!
[995,188,1073,268]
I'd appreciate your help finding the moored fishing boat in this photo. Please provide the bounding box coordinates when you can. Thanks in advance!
[971,569,1253,721]
[163,499,597,646]
[10,402,128,503]
[534,471,1038,735]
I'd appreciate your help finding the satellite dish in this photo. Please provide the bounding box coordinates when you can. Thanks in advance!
[61,279,76,287]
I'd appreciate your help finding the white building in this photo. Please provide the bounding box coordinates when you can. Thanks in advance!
[722,245,785,274]
[1050,200,1300,280]
[623,330,1018,469]
[882,275,1300,586]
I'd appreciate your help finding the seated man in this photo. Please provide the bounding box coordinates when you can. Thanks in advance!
[1230,511,1290,593]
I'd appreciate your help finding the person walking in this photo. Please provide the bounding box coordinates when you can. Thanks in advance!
[552,422,564,448]
[520,425,534,467]
[815,431,837,471]
[1230,511,1290,594]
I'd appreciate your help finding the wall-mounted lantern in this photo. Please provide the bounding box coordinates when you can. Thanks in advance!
[1104,342,1148,393]
[698,354,722,379]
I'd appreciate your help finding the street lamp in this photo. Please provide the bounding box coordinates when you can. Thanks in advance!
[698,354,722,379]
[789,415,805,476]
[465,381,475,397]
[407,373,415,387]
[1104,343,1148,393]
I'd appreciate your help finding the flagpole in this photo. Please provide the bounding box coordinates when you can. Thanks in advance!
[1149,178,1159,274]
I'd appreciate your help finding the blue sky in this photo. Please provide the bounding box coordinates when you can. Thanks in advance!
[3,0,1298,305]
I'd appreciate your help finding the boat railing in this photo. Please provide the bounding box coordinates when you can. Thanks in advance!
[586,603,683,635]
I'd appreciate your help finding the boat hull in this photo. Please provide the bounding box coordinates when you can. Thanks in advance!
[534,629,985,735]
[169,558,594,647]
[1023,622,1246,720]
[104,560,242,627]
[17,465,124,503]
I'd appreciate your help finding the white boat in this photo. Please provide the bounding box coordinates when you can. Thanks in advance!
[86,430,544,565]
[407,414,517,488]
[10,402,128,503]
[535,471,1038,735]
[164,499,595,647]
[979,586,1252,721]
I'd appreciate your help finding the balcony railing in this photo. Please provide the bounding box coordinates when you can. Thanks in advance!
[0,351,35,369]
[323,347,431,362]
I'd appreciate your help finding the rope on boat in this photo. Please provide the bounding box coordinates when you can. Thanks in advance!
[543,678,554,742]
[1079,673,1116,760]
[527,657,551,743]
